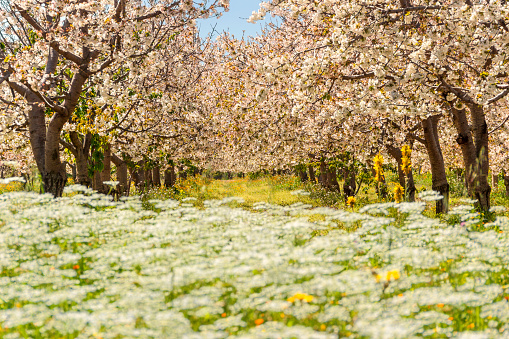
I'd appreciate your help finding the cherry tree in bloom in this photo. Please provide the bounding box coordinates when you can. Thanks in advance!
[0,0,229,196]
[247,0,509,211]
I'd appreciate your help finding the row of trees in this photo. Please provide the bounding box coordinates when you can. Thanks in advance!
[205,0,509,212]
[1,0,509,213]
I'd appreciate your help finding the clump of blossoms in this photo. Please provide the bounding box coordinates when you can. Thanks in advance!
[346,196,356,208]
[373,154,384,182]
[394,183,404,203]
[401,145,412,176]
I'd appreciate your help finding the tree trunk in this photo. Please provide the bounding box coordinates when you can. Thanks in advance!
[469,104,491,211]
[164,164,177,187]
[504,171,509,197]
[44,114,69,196]
[70,163,77,182]
[153,166,161,187]
[179,166,187,180]
[492,171,498,189]
[92,171,100,191]
[111,154,128,196]
[98,144,111,194]
[422,115,449,214]
[342,167,356,199]
[450,106,477,196]
[43,60,88,196]
[308,165,315,183]
[297,166,308,182]
[406,169,416,202]
[327,165,340,191]
[318,159,328,188]
[145,167,153,187]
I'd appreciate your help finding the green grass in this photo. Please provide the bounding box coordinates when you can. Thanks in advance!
[138,171,509,218]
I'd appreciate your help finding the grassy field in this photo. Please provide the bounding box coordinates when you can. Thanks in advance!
[139,172,509,217]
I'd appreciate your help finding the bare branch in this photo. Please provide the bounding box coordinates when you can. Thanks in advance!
[487,88,509,105]
[489,114,509,135]
[383,5,441,14]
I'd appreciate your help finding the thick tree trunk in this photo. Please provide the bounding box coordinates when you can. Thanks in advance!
[70,163,77,182]
[308,165,316,183]
[111,154,128,195]
[318,159,328,188]
[145,167,153,187]
[297,166,308,182]
[327,165,340,191]
[153,166,161,187]
[469,104,491,211]
[422,115,449,214]
[450,106,477,196]
[342,167,356,199]
[74,150,91,187]
[93,171,102,191]
[44,114,69,196]
[164,164,176,187]
[179,166,187,180]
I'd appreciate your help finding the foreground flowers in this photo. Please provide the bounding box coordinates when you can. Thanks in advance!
[0,189,508,338]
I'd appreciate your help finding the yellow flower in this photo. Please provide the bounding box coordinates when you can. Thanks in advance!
[346,196,356,207]
[394,183,404,203]
[373,153,384,182]
[287,293,314,303]
[375,269,401,283]
[401,145,412,175]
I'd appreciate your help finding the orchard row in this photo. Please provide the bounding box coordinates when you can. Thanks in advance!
[1,0,509,211]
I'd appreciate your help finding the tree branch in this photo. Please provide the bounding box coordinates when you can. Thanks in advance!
[383,5,441,14]
[489,114,509,135]
[487,87,509,105]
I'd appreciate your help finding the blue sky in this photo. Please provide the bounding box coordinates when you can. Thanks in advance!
[197,0,272,39]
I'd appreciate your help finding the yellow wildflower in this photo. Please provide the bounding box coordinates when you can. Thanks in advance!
[346,196,356,208]
[287,293,314,303]
[401,145,412,175]
[394,183,404,203]
[375,269,401,283]
[373,153,384,182]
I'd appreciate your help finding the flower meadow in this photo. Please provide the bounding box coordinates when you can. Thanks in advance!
[1,186,509,338]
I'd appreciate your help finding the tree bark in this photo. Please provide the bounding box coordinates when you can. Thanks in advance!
[164,164,176,187]
[492,171,498,189]
[97,143,111,194]
[308,165,316,183]
[297,166,308,182]
[153,166,161,187]
[504,171,509,197]
[422,115,449,214]
[179,166,187,180]
[327,165,340,191]
[111,154,128,195]
[450,106,477,196]
[469,104,491,211]
[342,167,356,199]
[145,167,153,187]
[318,159,327,188]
